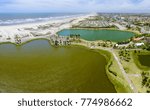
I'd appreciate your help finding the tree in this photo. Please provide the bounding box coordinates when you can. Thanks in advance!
[55,40,59,46]
[146,45,150,51]
[134,50,137,53]
[97,42,101,46]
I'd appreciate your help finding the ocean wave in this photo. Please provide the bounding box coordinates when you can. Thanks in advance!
[0,14,83,26]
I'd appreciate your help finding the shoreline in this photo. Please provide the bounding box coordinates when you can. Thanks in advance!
[57,27,137,39]
[0,13,140,45]
[69,42,134,93]
[0,14,92,44]
[0,14,148,93]
[0,38,119,92]
[0,36,140,93]
[0,39,118,93]
[133,51,150,70]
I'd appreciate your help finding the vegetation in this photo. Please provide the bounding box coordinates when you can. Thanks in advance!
[96,41,113,48]
[117,40,130,45]
[144,42,150,51]
[141,71,150,93]
[134,33,150,38]
[108,61,117,76]
[69,34,81,39]
[70,43,133,93]
[146,45,150,51]
[133,51,150,70]
[98,49,133,93]
[118,50,131,62]
[68,34,81,43]
[117,49,150,92]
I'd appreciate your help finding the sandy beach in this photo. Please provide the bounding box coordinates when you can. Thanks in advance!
[0,14,92,44]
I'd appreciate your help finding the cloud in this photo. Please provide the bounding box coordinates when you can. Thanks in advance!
[0,0,150,13]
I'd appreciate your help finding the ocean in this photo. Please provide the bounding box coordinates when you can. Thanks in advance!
[0,13,83,26]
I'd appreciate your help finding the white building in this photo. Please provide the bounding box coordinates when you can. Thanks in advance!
[135,43,144,47]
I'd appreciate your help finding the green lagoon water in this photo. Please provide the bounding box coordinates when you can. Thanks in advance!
[58,29,135,42]
[0,40,116,93]
[138,55,150,67]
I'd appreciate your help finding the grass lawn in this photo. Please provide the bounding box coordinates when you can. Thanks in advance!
[101,50,133,93]
[115,49,150,93]
[72,41,137,93]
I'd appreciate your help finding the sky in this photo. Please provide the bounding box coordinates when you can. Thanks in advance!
[0,0,150,13]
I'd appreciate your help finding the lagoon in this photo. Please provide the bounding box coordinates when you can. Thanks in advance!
[58,29,135,42]
[0,40,116,93]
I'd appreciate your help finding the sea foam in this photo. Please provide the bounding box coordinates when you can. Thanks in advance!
[0,14,83,26]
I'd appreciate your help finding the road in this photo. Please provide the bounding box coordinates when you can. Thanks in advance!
[110,49,138,93]
[74,42,139,93]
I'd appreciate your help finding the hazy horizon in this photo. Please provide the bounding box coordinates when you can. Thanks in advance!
[0,0,150,13]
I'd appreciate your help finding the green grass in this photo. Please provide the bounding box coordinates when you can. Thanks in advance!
[116,50,142,74]
[96,49,133,93]
[71,42,133,93]
[115,49,150,93]
[107,54,133,92]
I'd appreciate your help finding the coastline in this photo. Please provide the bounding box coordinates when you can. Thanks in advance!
[0,39,118,93]
[0,14,92,44]
[71,41,134,93]
[0,14,147,93]
[0,38,132,93]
